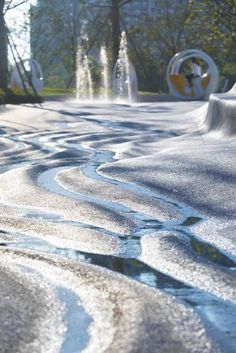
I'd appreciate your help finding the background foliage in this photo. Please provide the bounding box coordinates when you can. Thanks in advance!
[1,0,236,93]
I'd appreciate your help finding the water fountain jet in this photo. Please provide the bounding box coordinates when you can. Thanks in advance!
[112,32,138,103]
[100,46,109,101]
[76,45,94,101]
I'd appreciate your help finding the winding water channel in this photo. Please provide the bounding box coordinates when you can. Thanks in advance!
[0,102,235,353]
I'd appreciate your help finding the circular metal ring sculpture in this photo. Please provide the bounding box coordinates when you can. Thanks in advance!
[167,49,219,100]
[10,58,44,94]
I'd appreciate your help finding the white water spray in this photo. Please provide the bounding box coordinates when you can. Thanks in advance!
[100,46,109,101]
[76,45,94,101]
[112,32,138,102]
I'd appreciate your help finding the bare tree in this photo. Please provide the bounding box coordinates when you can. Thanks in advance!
[31,0,94,87]
[0,0,29,89]
[82,0,134,67]
[30,0,135,87]
[0,0,8,89]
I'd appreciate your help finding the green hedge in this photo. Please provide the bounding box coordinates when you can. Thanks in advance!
[0,88,43,105]
[41,87,74,96]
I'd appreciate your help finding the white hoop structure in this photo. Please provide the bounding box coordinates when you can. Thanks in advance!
[10,58,44,94]
[167,49,219,100]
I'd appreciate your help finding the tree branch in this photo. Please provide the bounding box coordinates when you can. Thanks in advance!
[119,0,134,7]
[4,0,29,15]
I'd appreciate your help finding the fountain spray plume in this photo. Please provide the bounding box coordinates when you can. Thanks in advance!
[121,32,132,102]
[84,54,93,101]
[76,44,94,101]
[100,46,109,101]
[112,31,138,103]
[116,31,128,99]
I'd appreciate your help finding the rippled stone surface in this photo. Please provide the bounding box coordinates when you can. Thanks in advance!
[0,248,219,353]
[0,100,235,352]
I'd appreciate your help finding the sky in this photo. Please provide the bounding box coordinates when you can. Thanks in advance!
[5,0,37,62]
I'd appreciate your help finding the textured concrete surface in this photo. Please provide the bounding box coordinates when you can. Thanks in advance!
[0,97,235,352]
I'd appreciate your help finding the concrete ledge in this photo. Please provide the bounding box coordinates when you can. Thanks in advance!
[204,83,236,136]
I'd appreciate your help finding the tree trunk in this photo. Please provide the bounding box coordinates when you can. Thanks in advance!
[111,0,120,68]
[0,8,8,90]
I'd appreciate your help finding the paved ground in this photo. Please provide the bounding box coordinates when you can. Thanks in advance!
[0,99,235,353]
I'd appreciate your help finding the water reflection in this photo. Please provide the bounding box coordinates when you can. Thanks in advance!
[190,238,236,268]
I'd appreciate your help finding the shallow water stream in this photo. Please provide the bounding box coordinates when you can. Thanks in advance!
[0,103,235,352]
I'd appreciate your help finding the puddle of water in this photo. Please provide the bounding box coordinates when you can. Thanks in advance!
[58,288,92,353]
[2,232,189,291]
[167,287,236,353]
[181,216,202,226]
[15,261,92,353]
[76,251,189,289]
[38,166,145,220]
[4,236,236,353]
[37,163,207,261]
[2,129,236,352]
[25,212,63,221]
[190,238,236,268]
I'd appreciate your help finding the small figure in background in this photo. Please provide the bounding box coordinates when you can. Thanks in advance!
[186,57,201,87]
